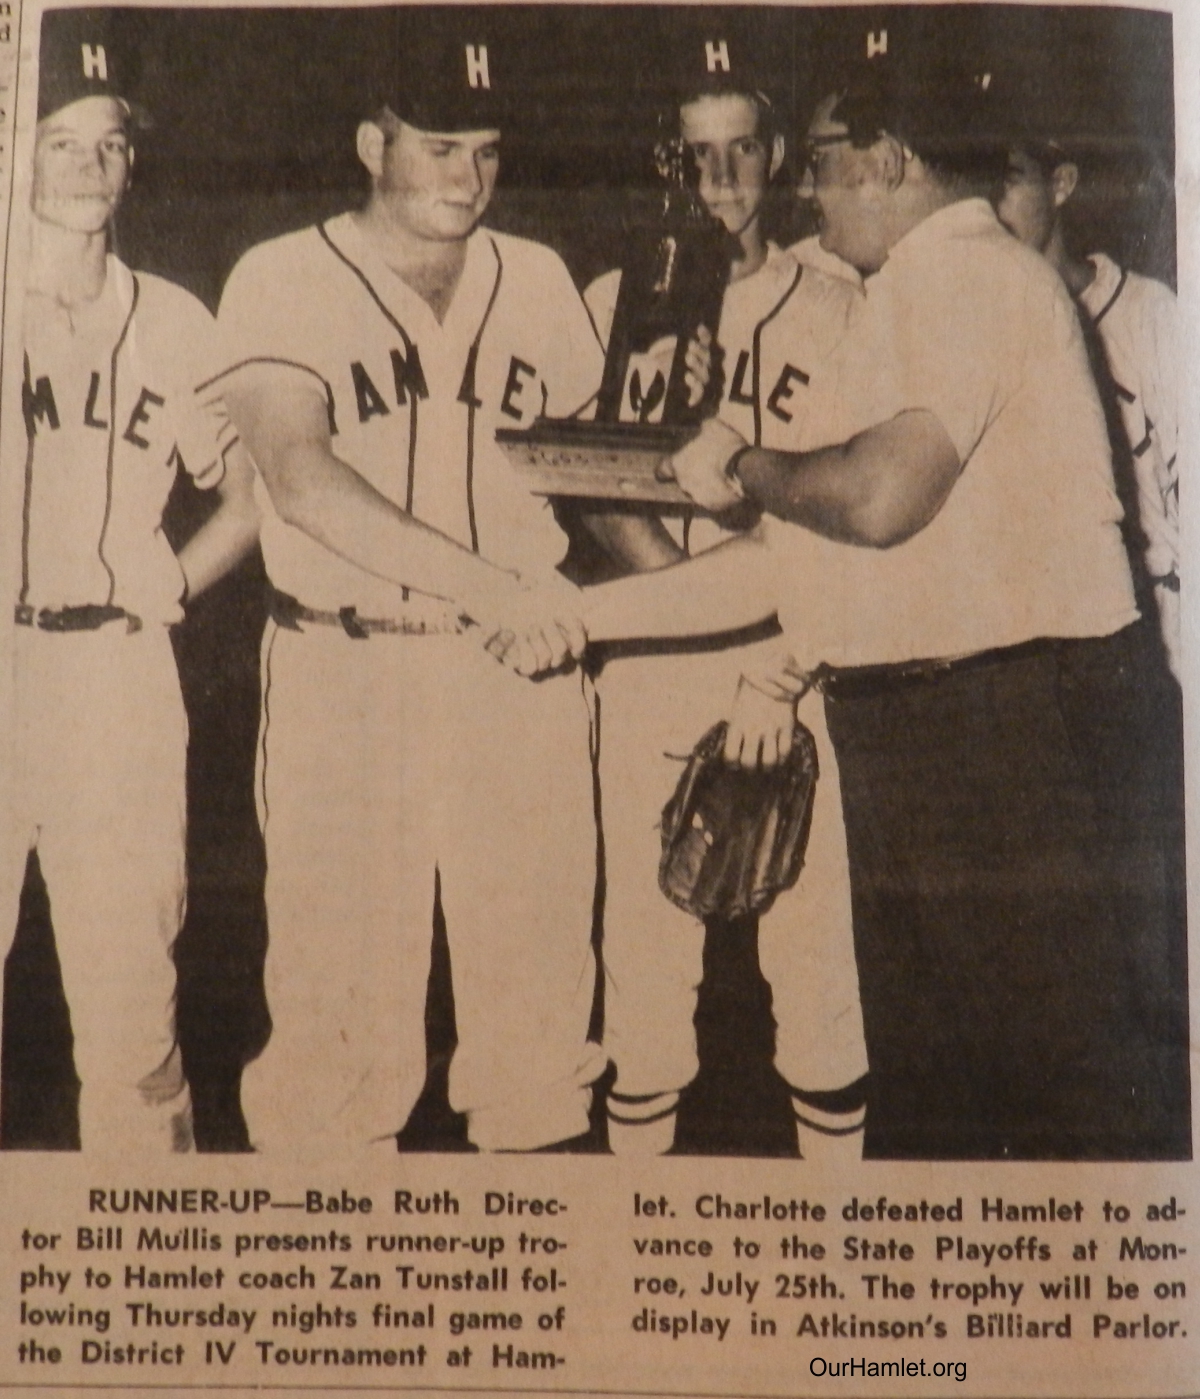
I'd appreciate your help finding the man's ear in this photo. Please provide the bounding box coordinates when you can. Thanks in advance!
[1051,161,1080,209]
[356,120,386,179]
[769,133,785,181]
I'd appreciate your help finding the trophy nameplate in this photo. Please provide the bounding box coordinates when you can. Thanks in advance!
[495,139,733,506]
[496,420,697,506]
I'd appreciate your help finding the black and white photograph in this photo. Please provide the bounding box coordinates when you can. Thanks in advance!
[4,0,1186,1160]
[0,1,1193,1392]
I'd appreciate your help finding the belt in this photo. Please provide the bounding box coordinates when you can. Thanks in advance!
[15,603,143,633]
[820,634,1073,703]
[267,585,464,639]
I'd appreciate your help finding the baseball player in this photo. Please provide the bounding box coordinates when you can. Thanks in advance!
[577,54,1187,1159]
[5,11,259,1153]
[996,139,1181,679]
[213,17,610,1156]
[580,39,869,1159]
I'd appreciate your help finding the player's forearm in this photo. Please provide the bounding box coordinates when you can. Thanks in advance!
[177,509,260,603]
[177,444,261,602]
[583,531,774,642]
[267,440,514,609]
[577,508,686,574]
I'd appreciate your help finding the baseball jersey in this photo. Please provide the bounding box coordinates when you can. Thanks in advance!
[762,199,1139,667]
[788,233,864,291]
[585,245,858,554]
[1079,252,1179,586]
[21,257,232,625]
[217,215,605,614]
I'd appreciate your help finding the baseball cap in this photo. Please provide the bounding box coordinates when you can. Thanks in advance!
[368,8,505,133]
[37,8,130,121]
[823,25,1008,185]
[660,24,777,114]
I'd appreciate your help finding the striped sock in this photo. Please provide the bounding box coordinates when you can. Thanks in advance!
[791,1076,868,1161]
[607,1089,681,1156]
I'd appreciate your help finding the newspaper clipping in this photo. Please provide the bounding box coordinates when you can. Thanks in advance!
[0,0,1195,1395]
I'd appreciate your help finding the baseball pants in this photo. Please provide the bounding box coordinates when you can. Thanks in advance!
[244,621,605,1157]
[597,642,868,1101]
[3,624,190,1154]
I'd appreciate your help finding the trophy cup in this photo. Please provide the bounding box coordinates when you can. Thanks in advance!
[495,139,733,505]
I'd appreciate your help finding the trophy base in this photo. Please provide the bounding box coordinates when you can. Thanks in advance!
[495,419,698,506]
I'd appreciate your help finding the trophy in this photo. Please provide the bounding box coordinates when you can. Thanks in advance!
[495,139,734,504]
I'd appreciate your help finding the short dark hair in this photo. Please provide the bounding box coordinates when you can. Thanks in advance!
[826,59,1009,194]
[1010,122,1104,197]
[673,81,779,149]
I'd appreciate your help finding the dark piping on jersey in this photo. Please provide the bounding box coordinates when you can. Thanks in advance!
[98,275,139,606]
[681,261,805,559]
[751,262,804,449]
[459,238,504,554]
[200,358,337,436]
[1091,266,1129,328]
[317,221,427,597]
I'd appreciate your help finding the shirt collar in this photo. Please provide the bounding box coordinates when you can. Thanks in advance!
[334,211,489,334]
[789,233,864,289]
[1078,252,1122,319]
[878,197,1001,277]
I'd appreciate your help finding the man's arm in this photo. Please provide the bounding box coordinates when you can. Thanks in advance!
[222,365,513,608]
[583,527,775,642]
[576,510,686,573]
[668,410,963,548]
[176,441,260,602]
[222,364,584,674]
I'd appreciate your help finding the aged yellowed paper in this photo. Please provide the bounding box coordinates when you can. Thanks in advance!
[0,1,1195,1395]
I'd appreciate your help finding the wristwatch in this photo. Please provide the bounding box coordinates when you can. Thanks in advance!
[724,444,753,502]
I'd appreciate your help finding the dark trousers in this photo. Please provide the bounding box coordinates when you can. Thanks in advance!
[824,623,1189,1160]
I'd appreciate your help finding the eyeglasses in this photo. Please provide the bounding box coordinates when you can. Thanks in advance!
[799,132,853,183]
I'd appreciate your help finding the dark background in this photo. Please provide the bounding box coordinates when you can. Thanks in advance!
[1,4,1178,1156]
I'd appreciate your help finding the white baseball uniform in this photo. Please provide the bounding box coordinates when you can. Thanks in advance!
[1079,253,1180,678]
[217,214,608,1155]
[7,256,232,1153]
[586,246,869,1122]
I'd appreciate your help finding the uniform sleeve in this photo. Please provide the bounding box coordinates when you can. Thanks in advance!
[583,268,622,352]
[216,237,332,395]
[1139,280,1180,497]
[166,289,239,491]
[539,254,606,419]
[1132,281,1180,579]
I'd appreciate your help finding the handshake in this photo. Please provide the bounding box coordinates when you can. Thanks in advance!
[463,415,757,680]
[465,570,590,680]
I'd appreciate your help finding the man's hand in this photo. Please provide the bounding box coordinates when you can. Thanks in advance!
[724,673,797,769]
[659,416,747,512]
[739,649,819,703]
[646,325,717,411]
[723,649,822,768]
[467,573,588,679]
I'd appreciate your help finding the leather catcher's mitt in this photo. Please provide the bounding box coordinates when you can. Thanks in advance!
[658,720,819,920]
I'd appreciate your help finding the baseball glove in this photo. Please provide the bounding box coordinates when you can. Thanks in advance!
[658,720,819,920]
